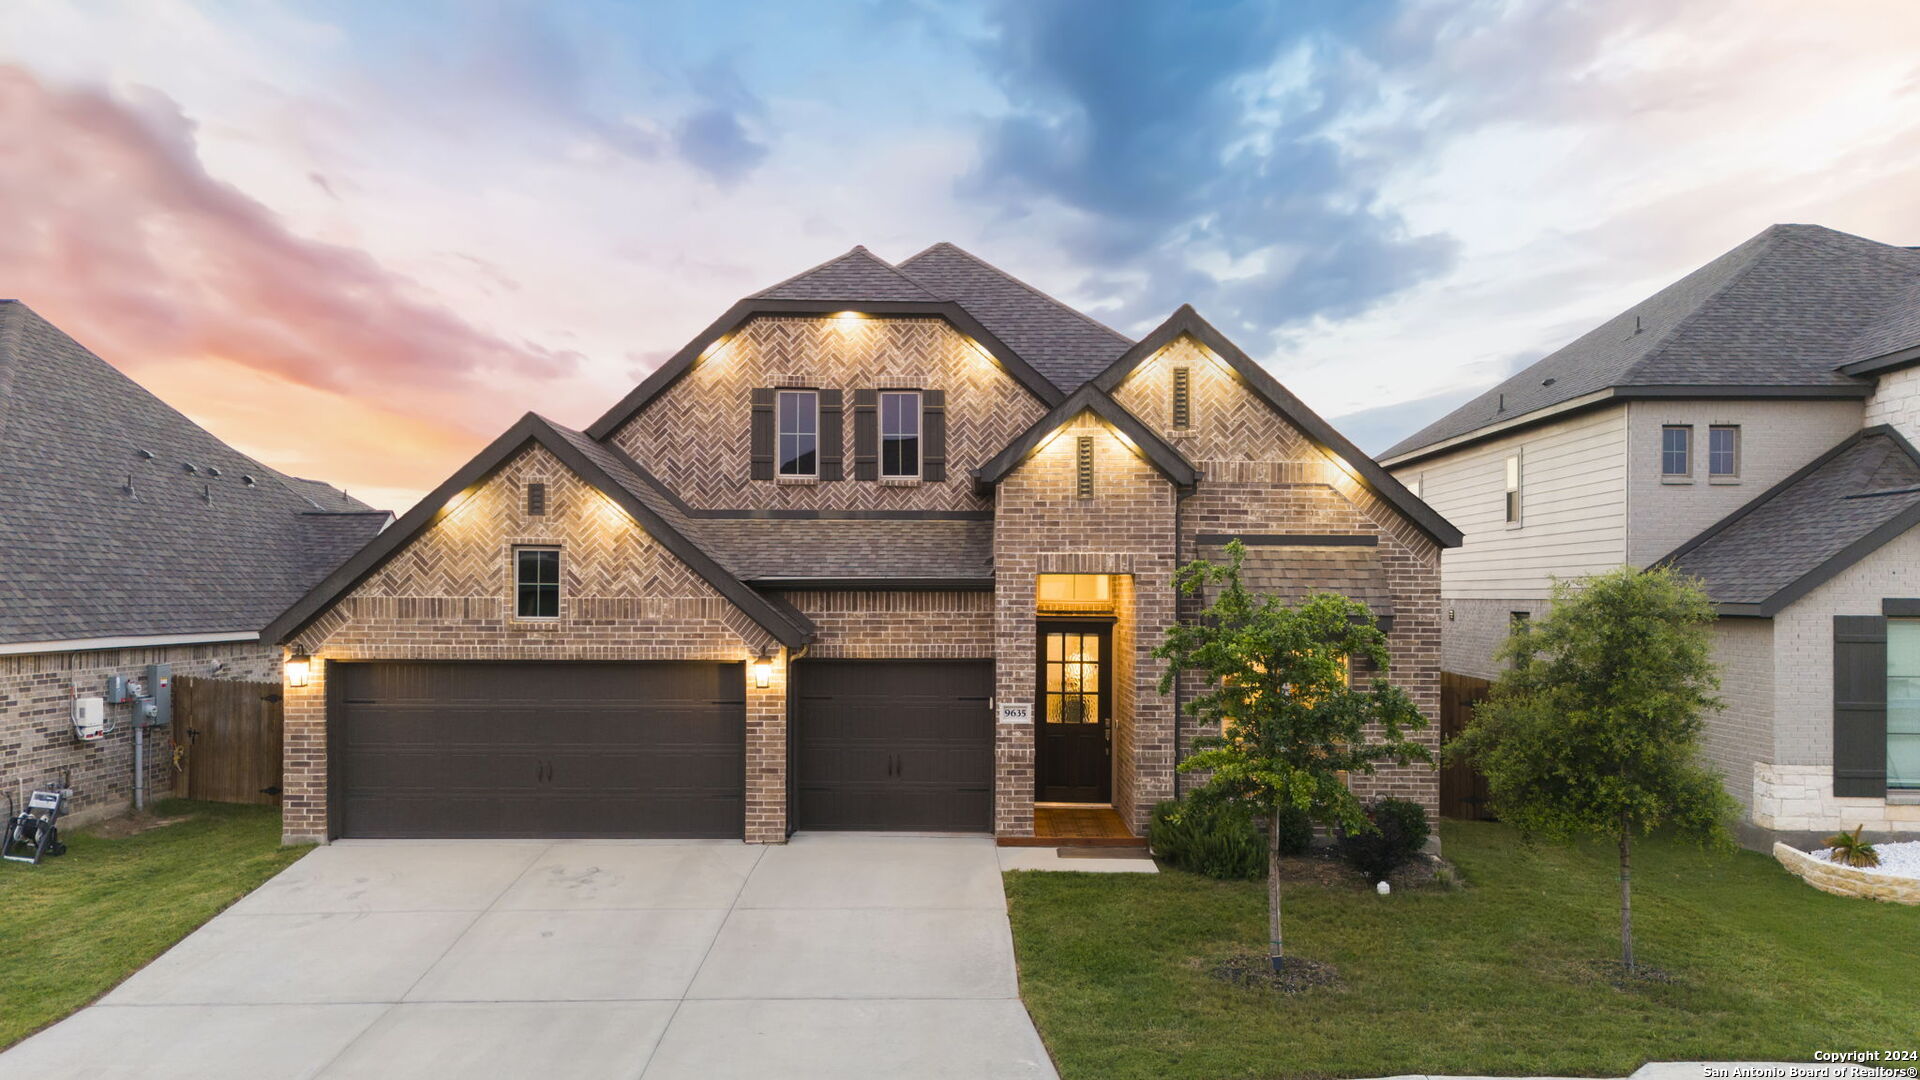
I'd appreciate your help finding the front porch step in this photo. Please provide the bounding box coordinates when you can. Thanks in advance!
[998,805,1148,848]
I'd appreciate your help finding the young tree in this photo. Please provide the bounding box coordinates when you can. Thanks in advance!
[1155,540,1431,973]
[1451,566,1737,970]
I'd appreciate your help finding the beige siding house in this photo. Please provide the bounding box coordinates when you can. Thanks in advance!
[1384,224,1920,844]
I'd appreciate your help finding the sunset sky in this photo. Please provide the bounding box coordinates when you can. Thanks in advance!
[5,1,1920,512]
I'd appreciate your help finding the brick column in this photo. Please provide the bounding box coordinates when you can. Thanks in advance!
[744,648,789,843]
[281,649,329,844]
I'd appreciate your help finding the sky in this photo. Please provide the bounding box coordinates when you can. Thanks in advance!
[4,0,1920,512]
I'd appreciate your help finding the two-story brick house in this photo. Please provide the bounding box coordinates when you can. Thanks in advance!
[1383,224,1920,844]
[265,244,1458,845]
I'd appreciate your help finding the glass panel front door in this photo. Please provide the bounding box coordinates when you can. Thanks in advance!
[1037,623,1112,803]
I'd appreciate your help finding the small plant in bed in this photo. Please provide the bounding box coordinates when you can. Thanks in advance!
[1823,825,1880,868]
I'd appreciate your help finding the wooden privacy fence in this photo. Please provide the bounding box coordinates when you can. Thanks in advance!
[172,677,284,805]
[1439,671,1495,821]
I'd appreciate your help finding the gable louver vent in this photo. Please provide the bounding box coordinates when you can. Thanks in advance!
[1076,436,1095,498]
[526,482,547,517]
[1172,367,1191,430]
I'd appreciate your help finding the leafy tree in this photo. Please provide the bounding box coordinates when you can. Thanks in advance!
[1155,540,1432,973]
[1451,566,1737,970]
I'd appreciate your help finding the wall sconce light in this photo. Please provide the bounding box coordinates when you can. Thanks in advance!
[751,651,773,689]
[285,652,311,688]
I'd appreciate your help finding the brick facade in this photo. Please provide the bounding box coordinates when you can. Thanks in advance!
[2,641,278,824]
[277,320,1443,845]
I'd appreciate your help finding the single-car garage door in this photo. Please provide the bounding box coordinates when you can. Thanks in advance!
[793,660,993,832]
[333,661,744,839]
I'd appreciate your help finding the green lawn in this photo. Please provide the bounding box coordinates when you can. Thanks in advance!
[0,799,310,1049]
[1005,821,1920,1080]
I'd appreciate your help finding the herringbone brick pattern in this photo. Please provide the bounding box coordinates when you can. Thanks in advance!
[612,315,1048,511]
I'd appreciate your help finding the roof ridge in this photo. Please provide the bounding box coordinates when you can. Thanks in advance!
[898,241,1133,346]
[750,245,938,301]
[1771,223,1920,275]
[1618,228,1790,383]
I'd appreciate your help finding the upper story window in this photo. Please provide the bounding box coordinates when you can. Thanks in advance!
[777,390,819,477]
[880,391,921,478]
[1709,425,1739,478]
[1661,425,1692,478]
[515,547,560,619]
[1503,453,1522,525]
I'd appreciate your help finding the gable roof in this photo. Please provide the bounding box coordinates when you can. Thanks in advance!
[895,243,1135,392]
[1659,426,1920,616]
[1091,305,1462,549]
[753,245,941,302]
[583,295,1065,439]
[972,383,1199,492]
[0,301,387,647]
[1384,225,1920,464]
[262,413,813,649]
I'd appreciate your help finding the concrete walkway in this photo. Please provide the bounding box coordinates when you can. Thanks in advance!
[0,834,1057,1079]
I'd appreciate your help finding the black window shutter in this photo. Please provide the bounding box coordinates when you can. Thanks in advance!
[1833,615,1889,797]
[817,389,845,481]
[852,389,878,481]
[921,389,947,482]
[750,389,776,481]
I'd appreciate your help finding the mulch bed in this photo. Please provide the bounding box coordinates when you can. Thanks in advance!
[1209,953,1341,993]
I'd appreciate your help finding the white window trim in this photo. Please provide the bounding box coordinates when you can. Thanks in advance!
[1503,452,1522,529]
[879,389,923,480]
[776,389,820,479]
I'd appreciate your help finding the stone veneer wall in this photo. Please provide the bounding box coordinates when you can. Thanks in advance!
[2,641,278,823]
[1772,842,1920,904]
[993,413,1178,836]
[1113,336,1444,823]
[613,315,1048,513]
[1755,528,1920,837]
[280,445,787,844]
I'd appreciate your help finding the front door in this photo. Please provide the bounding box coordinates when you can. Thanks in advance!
[1036,622,1112,803]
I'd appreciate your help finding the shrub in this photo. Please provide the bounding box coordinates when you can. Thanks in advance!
[1824,825,1880,868]
[1272,803,1314,857]
[1339,798,1431,882]
[1150,798,1264,880]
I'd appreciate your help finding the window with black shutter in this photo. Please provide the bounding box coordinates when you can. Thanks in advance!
[851,389,879,480]
[1833,615,1889,797]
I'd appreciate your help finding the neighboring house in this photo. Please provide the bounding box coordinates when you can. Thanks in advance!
[265,244,1460,845]
[1382,224,1920,843]
[0,300,389,822]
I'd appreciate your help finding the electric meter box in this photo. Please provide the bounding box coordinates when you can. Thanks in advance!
[138,663,173,729]
[72,696,107,741]
[104,674,132,704]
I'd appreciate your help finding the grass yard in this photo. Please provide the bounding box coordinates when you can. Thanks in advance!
[1005,821,1920,1080]
[0,799,310,1049]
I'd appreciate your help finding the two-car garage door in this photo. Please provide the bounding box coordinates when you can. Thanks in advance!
[333,661,745,839]
[330,658,995,839]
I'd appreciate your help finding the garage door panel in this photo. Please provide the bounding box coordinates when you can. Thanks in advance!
[794,660,993,833]
[334,661,743,839]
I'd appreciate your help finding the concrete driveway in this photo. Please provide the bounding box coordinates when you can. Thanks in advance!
[0,835,1057,1080]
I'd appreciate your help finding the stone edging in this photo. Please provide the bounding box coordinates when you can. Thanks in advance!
[1772,841,1920,904]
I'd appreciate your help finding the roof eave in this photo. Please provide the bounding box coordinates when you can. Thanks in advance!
[1838,341,1920,378]
[584,298,1065,441]
[262,414,813,649]
[971,384,1199,494]
[1095,306,1462,548]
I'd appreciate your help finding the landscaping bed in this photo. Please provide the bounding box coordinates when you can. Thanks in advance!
[0,799,310,1049]
[1004,820,1920,1080]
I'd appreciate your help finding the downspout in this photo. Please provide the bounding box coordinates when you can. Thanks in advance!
[1172,485,1186,801]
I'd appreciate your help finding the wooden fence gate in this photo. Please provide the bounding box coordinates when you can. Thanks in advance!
[172,677,284,805]
[1439,671,1495,820]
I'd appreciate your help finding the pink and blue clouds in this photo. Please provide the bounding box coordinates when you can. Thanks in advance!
[4,0,1918,509]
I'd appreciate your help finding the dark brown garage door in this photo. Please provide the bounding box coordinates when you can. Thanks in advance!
[333,661,744,839]
[793,660,993,832]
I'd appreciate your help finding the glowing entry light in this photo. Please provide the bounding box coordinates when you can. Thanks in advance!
[752,653,774,689]
[285,653,311,688]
